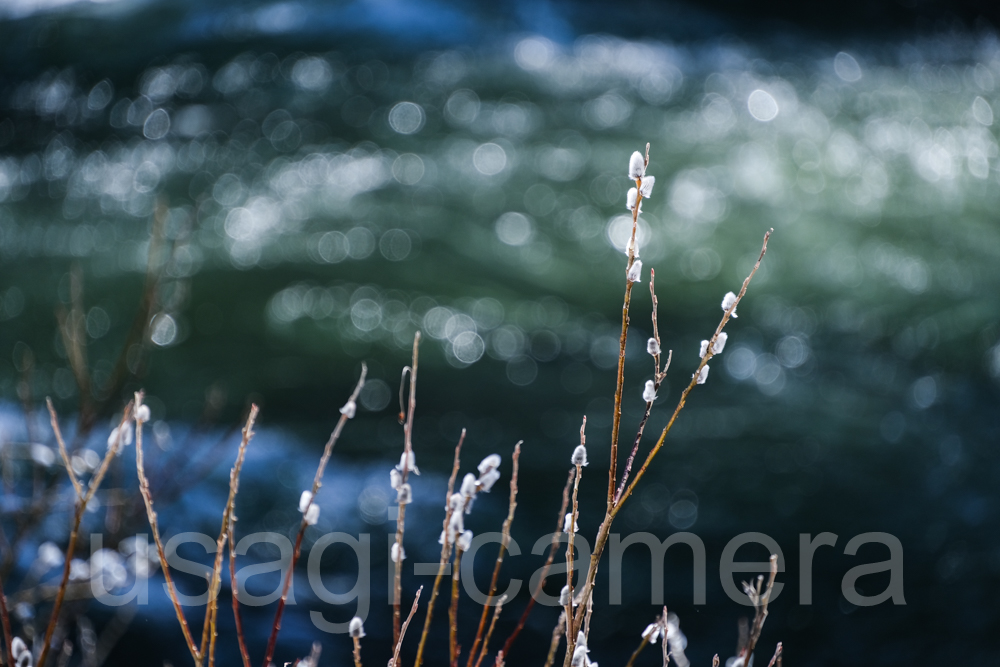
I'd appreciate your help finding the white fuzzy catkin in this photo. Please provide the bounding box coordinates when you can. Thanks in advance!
[628,151,645,179]
[713,332,728,354]
[457,530,473,552]
[396,483,412,504]
[391,543,406,562]
[626,187,639,212]
[460,472,478,500]
[642,380,656,403]
[349,616,365,638]
[559,585,572,606]
[390,468,402,490]
[478,468,501,493]
[571,444,588,467]
[639,175,655,198]
[721,291,738,317]
[699,340,709,358]
[298,490,313,513]
[396,450,420,475]
[449,492,465,512]
[642,622,662,644]
[339,400,356,419]
[563,512,578,533]
[135,404,150,422]
[304,503,320,525]
[696,365,709,385]
[647,338,660,356]
[477,454,501,475]
[627,259,643,283]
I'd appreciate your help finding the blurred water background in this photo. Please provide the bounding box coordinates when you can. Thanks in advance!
[1,0,1000,665]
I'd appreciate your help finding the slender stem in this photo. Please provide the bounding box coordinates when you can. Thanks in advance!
[352,637,363,667]
[395,333,421,645]
[449,547,464,667]
[132,394,203,666]
[562,420,585,667]
[542,612,565,667]
[228,522,251,667]
[767,642,783,667]
[467,444,521,667]
[414,429,465,667]
[37,404,134,667]
[45,398,81,499]
[390,586,423,667]
[572,228,773,636]
[624,635,650,667]
[0,573,13,667]
[202,405,258,662]
[473,594,508,667]
[608,143,650,509]
[500,469,572,658]
[262,367,367,667]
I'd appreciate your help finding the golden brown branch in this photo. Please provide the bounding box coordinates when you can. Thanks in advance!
[390,586,423,667]
[394,332,421,645]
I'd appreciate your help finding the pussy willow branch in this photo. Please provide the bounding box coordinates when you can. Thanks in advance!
[562,419,585,667]
[740,554,778,666]
[37,403,134,667]
[449,544,465,667]
[468,443,521,667]
[227,522,251,667]
[45,398,82,498]
[0,573,12,667]
[767,642,783,667]
[262,366,367,667]
[615,270,670,504]
[500,467,572,658]
[394,332,421,645]
[608,142,650,508]
[474,594,508,667]
[624,634,651,667]
[202,405,259,666]
[542,612,566,667]
[352,635,363,667]
[414,428,465,667]
[572,228,772,636]
[390,586,423,667]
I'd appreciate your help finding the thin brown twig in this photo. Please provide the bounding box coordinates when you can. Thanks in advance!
[767,643,783,667]
[473,594,508,667]
[45,398,81,499]
[614,270,671,504]
[201,404,259,665]
[739,554,778,666]
[390,586,423,667]
[37,403,134,667]
[352,635,363,667]
[449,544,465,667]
[608,143,650,509]
[624,635,650,667]
[542,612,566,667]
[468,443,521,667]
[262,366,367,667]
[132,392,202,666]
[394,332,421,645]
[415,429,466,667]
[500,468,572,658]
[571,228,772,635]
[227,521,251,667]
[0,574,12,667]
[562,419,585,667]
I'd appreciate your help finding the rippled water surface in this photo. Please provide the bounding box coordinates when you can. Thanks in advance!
[1,4,1000,666]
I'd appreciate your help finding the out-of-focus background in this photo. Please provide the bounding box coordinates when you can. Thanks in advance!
[2,0,1000,665]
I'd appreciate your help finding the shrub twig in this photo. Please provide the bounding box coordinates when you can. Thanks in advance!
[390,586,423,667]
[394,333,421,645]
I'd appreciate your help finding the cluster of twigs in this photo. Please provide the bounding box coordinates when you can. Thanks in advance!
[0,144,784,667]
